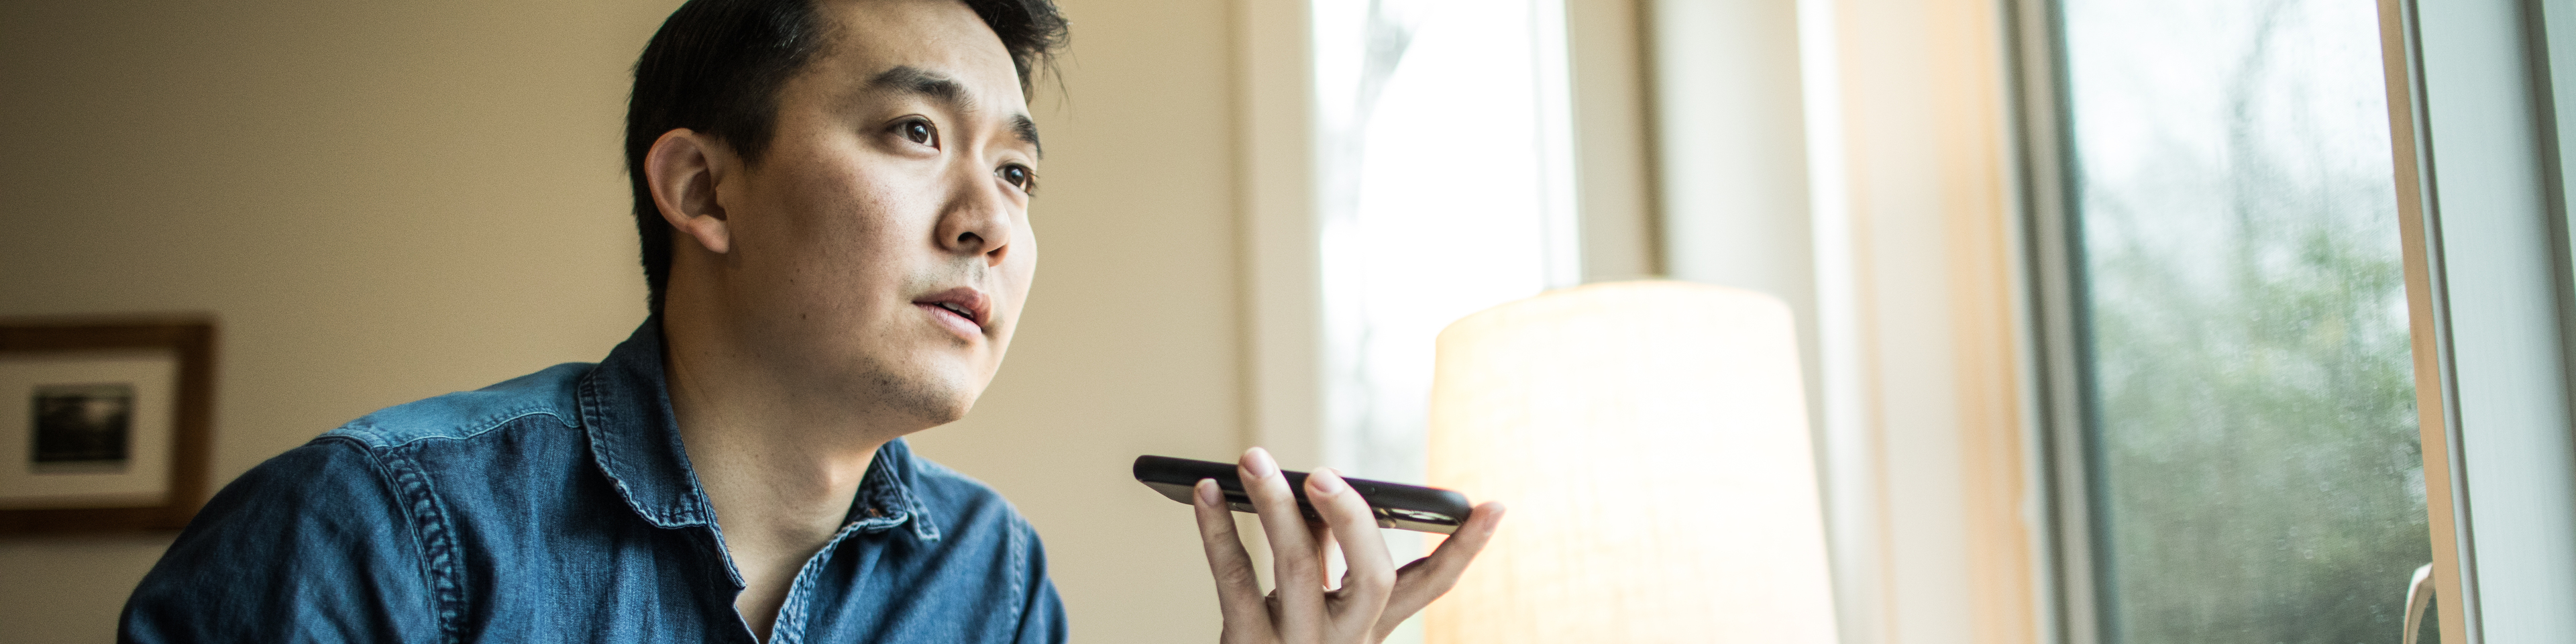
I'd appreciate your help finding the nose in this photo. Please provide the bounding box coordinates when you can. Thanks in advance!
[934,162,1018,267]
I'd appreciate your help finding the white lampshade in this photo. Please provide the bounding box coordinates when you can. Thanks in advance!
[1424,281,1838,643]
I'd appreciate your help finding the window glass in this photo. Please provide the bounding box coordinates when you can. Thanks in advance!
[2055,0,2432,641]
[1310,0,1578,487]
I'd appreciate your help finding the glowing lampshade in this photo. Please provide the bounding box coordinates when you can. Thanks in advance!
[1424,281,1838,643]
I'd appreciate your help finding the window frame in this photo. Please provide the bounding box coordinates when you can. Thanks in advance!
[2002,0,2095,639]
[2378,0,2576,640]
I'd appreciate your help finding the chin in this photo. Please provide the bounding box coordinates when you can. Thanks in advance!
[875,370,984,429]
[911,396,975,427]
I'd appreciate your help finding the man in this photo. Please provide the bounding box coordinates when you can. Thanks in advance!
[119,0,1503,641]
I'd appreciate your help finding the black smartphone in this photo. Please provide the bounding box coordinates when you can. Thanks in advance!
[1132,455,1474,534]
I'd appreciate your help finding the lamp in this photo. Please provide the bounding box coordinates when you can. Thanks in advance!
[1423,281,1838,643]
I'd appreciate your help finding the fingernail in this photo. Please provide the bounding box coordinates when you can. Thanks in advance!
[1309,468,1347,495]
[1196,478,1221,505]
[1244,447,1278,478]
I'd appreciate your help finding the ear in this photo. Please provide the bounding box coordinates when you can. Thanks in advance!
[645,128,735,255]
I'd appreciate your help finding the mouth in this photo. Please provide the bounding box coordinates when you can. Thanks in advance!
[934,301,975,322]
[912,286,991,334]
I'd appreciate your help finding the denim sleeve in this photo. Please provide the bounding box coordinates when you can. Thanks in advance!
[120,438,441,644]
[1014,519,1069,644]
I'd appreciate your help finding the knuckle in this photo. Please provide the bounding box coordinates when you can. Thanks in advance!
[1243,488,1285,506]
[1275,547,1319,568]
[1340,507,1375,526]
[1217,562,1261,588]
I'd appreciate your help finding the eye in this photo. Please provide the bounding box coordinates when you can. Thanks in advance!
[899,118,938,147]
[998,164,1037,193]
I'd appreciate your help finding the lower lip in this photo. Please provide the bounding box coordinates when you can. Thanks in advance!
[916,303,983,339]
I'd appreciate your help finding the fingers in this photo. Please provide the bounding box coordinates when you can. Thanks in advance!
[1240,447,1326,640]
[1306,468,1396,604]
[1309,523,1338,590]
[1193,478,1271,637]
[1208,448,1493,644]
[1379,501,1507,633]
[1307,468,1395,637]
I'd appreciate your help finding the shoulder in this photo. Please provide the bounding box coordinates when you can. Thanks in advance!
[201,437,407,520]
[125,438,446,641]
[323,362,592,449]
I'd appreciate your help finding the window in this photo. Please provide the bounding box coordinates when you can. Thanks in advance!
[2030,0,2434,641]
[1308,0,1580,490]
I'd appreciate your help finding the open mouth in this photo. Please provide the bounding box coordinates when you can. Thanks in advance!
[932,301,977,324]
[913,286,991,334]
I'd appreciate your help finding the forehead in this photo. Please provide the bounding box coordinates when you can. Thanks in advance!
[800,0,1026,109]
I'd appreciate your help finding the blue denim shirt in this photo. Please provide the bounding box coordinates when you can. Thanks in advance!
[121,321,1067,643]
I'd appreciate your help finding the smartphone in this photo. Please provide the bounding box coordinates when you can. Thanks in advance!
[1132,455,1474,534]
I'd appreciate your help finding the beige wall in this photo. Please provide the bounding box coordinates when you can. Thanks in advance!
[0,1,1241,641]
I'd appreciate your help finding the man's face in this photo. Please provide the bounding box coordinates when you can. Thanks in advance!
[711,0,1039,427]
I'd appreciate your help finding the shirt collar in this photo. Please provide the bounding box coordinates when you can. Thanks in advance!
[578,318,940,541]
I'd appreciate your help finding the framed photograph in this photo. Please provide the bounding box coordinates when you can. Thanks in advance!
[0,319,215,533]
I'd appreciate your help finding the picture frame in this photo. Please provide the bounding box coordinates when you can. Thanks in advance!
[0,319,215,533]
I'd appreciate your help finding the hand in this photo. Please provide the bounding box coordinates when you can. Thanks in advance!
[1191,447,1505,644]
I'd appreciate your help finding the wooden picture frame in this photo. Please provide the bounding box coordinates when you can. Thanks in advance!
[0,319,215,533]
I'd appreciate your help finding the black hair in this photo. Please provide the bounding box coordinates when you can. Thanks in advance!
[624,0,1068,313]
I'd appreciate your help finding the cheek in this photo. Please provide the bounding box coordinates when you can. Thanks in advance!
[774,168,916,271]
[1014,225,1038,269]
[1006,230,1039,295]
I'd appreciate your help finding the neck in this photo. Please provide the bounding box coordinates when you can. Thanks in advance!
[658,305,905,641]
[660,308,894,523]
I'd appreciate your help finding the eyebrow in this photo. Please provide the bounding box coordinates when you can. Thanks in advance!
[1009,114,1042,158]
[869,65,1043,157]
